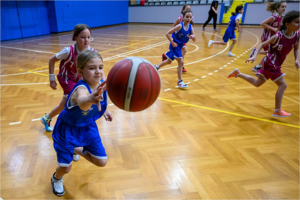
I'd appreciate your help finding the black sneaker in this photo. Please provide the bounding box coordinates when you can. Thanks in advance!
[51,172,65,196]
[250,48,256,58]
[252,65,262,72]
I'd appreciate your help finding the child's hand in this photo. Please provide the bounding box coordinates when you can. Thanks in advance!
[246,57,256,64]
[89,81,107,111]
[172,42,178,48]
[188,35,195,39]
[295,60,299,70]
[103,111,113,122]
[50,80,57,90]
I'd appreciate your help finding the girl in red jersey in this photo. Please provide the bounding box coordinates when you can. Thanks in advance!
[250,1,287,71]
[228,11,299,117]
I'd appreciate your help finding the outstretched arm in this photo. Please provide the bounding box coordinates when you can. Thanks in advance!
[189,26,196,42]
[246,34,277,63]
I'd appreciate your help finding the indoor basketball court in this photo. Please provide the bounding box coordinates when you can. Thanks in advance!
[1,1,300,199]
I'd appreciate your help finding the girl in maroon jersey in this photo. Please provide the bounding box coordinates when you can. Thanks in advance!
[228,11,299,117]
[41,24,95,132]
[250,1,287,71]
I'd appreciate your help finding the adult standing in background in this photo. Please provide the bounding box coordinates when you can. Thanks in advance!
[202,0,219,31]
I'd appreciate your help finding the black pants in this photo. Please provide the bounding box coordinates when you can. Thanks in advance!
[203,13,217,29]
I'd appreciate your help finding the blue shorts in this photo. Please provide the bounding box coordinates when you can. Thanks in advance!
[52,118,107,167]
[223,28,236,43]
[166,49,182,61]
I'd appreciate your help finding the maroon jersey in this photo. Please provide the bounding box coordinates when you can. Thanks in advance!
[57,44,95,84]
[264,30,299,68]
[261,13,283,43]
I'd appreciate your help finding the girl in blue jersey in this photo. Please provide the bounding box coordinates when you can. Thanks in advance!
[154,10,196,88]
[208,5,244,57]
[50,50,112,196]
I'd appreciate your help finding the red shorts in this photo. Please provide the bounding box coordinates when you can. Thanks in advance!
[255,65,285,82]
[57,75,77,97]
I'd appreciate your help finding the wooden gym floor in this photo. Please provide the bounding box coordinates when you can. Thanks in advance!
[1,24,299,199]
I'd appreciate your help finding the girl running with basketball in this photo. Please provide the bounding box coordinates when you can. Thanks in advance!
[162,4,195,73]
[250,1,287,71]
[228,10,299,117]
[41,24,95,132]
[208,5,244,57]
[51,50,112,196]
[154,10,196,88]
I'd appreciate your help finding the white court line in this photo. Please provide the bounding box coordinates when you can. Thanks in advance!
[9,122,21,125]
[219,67,223,69]
[208,73,213,75]
[201,76,206,78]
[164,88,171,91]
[186,82,191,84]
[214,70,218,72]
[108,103,114,106]
[224,65,227,67]
[32,118,41,121]
[194,79,199,81]
[1,46,55,54]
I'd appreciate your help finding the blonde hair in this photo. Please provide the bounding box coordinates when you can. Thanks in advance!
[76,50,103,70]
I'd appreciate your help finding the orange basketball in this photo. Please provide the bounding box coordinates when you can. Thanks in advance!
[106,57,161,112]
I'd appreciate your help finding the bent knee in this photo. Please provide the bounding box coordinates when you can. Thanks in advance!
[94,159,107,167]
[167,59,172,64]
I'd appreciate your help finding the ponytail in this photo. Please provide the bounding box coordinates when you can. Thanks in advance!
[232,5,243,16]
[266,1,286,13]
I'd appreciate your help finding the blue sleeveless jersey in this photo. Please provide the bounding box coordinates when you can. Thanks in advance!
[170,23,192,50]
[228,14,241,30]
[58,79,108,127]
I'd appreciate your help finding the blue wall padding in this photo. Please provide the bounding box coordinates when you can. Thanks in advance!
[1,1,23,41]
[52,1,129,32]
[16,1,50,38]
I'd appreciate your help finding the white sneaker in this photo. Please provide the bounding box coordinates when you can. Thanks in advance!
[252,64,262,72]
[208,40,214,48]
[154,64,159,71]
[250,48,256,58]
[227,52,235,57]
[177,80,188,88]
[73,153,79,162]
[51,173,65,196]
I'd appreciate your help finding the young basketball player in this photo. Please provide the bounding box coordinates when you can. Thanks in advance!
[162,4,194,73]
[154,10,196,89]
[228,10,299,117]
[250,1,287,71]
[208,5,244,57]
[41,24,95,132]
[51,50,112,196]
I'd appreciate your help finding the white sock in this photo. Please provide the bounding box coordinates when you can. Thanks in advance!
[274,108,280,111]
[178,79,182,83]
[228,51,231,53]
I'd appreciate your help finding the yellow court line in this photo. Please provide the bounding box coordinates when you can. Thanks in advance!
[98,36,164,54]
[158,98,300,129]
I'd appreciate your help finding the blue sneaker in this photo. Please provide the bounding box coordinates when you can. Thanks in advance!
[41,114,53,132]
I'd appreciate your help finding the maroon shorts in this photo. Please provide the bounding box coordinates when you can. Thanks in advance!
[57,75,77,97]
[256,65,285,82]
